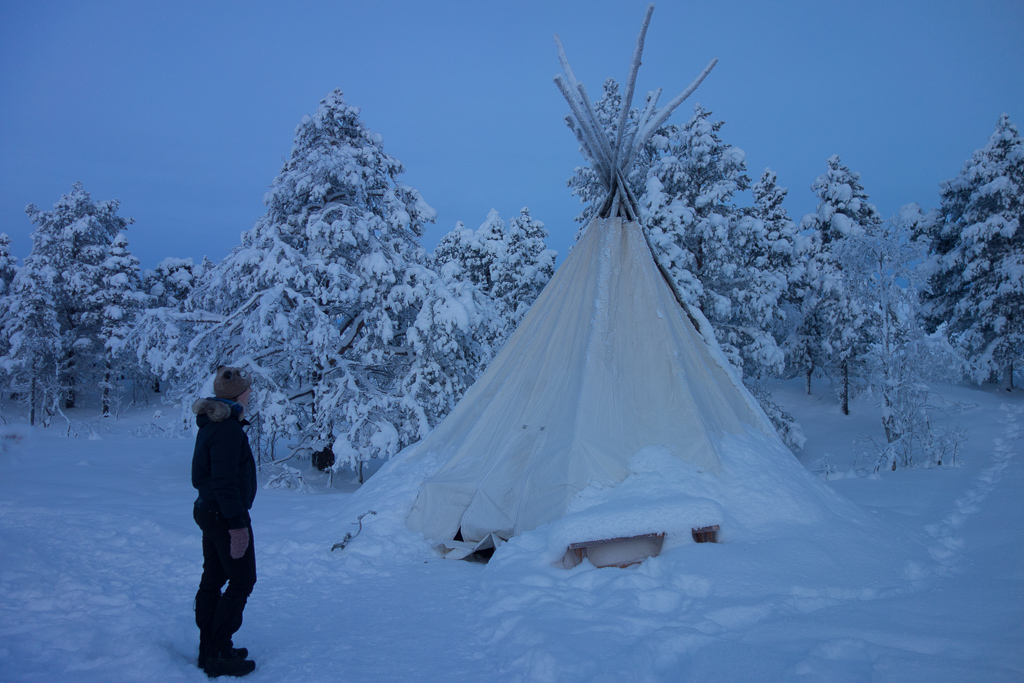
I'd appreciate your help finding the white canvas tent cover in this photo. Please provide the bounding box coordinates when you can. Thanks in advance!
[405,4,787,550]
[406,214,779,544]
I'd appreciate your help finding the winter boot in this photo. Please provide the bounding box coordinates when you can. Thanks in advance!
[198,644,248,669]
[202,650,256,678]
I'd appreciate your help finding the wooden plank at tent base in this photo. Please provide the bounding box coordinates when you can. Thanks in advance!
[691,524,720,543]
[561,532,665,569]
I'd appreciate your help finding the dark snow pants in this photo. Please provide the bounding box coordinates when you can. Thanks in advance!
[193,505,257,659]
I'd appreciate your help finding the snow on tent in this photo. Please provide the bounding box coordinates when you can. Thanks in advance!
[369,4,858,568]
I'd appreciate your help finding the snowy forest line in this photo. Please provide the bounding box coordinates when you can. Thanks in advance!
[0,86,1020,479]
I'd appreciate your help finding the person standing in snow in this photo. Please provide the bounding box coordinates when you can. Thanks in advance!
[191,366,258,677]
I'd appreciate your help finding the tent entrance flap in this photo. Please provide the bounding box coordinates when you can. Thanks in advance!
[436,532,504,563]
[561,532,665,569]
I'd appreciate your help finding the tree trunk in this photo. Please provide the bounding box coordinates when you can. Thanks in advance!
[882,396,898,444]
[1009,361,1015,391]
[59,344,75,409]
[153,378,161,393]
[805,362,813,395]
[64,349,76,410]
[29,374,37,427]
[840,359,850,416]
[102,359,112,417]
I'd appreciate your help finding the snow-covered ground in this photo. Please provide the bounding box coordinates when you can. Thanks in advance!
[1,380,1021,682]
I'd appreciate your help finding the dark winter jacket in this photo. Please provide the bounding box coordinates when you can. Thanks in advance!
[191,398,257,529]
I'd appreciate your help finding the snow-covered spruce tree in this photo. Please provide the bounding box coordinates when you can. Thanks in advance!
[735,169,805,449]
[641,104,752,370]
[3,183,131,410]
[398,261,502,446]
[136,90,436,475]
[430,208,555,355]
[496,207,557,328]
[0,234,18,365]
[917,114,1024,388]
[144,257,207,310]
[140,257,209,393]
[796,155,883,413]
[448,210,507,295]
[0,233,16,297]
[568,79,625,230]
[0,257,62,425]
[788,238,826,396]
[430,222,473,277]
[422,208,555,416]
[730,168,801,379]
[93,232,146,415]
[429,214,509,364]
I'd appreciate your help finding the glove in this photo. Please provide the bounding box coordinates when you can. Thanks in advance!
[228,527,249,559]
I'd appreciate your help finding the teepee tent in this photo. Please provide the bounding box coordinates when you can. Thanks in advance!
[404,5,824,564]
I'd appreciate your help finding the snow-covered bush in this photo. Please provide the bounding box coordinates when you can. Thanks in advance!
[263,464,309,492]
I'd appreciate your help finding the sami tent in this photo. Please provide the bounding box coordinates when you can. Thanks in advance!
[401,4,852,565]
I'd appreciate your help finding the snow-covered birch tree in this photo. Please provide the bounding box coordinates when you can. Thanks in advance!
[848,205,965,470]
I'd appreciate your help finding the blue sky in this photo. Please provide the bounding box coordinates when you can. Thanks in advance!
[1,0,1022,269]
